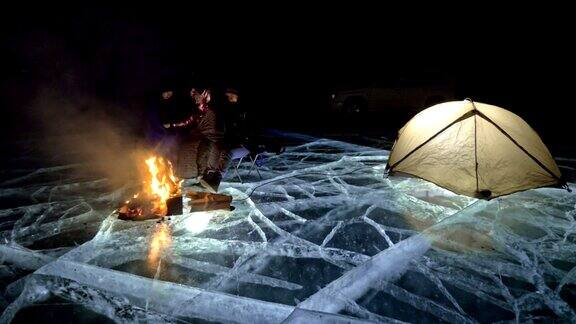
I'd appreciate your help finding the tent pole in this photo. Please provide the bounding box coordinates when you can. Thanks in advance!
[475,110,562,182]
[388,110,475,170]
[474,114,479,192]
[471,100,480,193]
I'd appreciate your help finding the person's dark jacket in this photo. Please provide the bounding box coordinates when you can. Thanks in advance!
[221,101,248,146]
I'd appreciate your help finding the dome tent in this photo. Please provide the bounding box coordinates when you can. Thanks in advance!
[386,99,564,199]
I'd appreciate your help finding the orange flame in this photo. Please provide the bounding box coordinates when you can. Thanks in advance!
[143,156,182,216]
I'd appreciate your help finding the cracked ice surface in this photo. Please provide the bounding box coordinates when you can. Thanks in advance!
[1,135,575,323]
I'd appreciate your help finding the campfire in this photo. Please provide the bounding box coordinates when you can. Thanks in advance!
[117,155,183,220]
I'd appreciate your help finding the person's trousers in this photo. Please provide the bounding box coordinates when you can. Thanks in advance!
[176,109,231,178]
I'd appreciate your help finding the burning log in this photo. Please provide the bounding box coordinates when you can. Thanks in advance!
[115,153,235,221]
[117,196,148,220]
[117,195,183,220]
[166,196,183,216]
[117,155,183,221]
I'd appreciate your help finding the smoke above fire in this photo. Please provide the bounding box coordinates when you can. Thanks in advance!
[29,87,171,193]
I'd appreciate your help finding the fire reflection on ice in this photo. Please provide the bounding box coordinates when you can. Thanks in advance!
[148,222,172,272]
[146,211,216,273]
[2,137,574,323]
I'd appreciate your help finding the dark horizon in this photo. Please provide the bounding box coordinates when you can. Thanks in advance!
[1,9,574,148]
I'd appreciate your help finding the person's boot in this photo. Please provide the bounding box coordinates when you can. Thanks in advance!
[199,171,222,193]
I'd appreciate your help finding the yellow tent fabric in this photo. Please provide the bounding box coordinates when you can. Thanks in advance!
[387,99,562,199]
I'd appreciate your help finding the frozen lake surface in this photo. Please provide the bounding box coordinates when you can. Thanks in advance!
[1,134,575,323]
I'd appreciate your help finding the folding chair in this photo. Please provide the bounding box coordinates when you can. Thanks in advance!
[229,146,263,183]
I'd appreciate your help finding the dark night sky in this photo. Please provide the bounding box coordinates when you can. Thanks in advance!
[1,7,574,149]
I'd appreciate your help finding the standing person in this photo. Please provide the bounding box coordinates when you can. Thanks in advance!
[145,83,184,162]
[209,87,248,183]
[165,87,203,181]
[196,87,228,192]
[166,87,226,192]
[222,88,247,146]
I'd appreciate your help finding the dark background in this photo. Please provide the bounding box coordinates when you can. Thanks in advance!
[1,7,574,156]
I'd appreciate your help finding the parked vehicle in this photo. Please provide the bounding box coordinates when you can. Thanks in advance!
[330,78,456,116]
